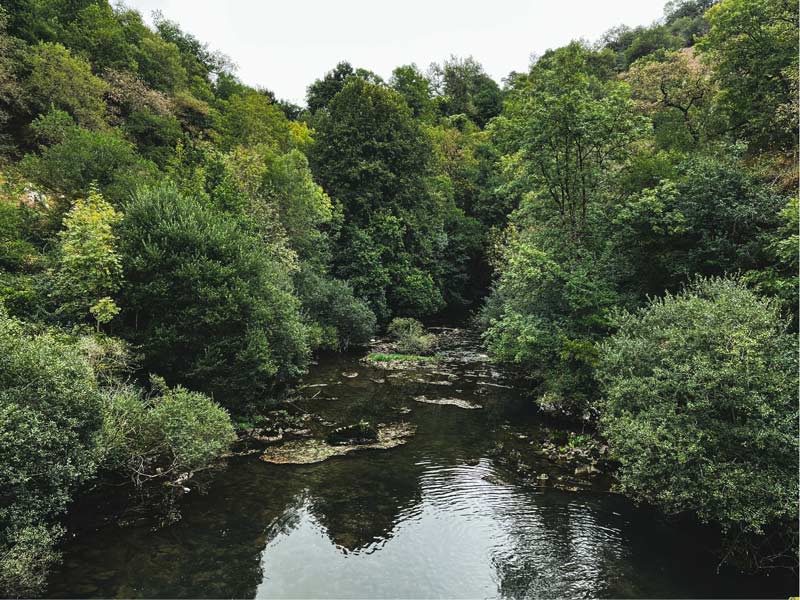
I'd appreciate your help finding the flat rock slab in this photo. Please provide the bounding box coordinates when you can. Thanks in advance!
[414,395,482,410]
[260,423,416,465]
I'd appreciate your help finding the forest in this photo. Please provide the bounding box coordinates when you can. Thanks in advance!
[0,0,797,596]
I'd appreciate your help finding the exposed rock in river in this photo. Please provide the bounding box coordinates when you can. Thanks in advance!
[260,423,416,465]
[326,421,378,445]
[413,395,482,410]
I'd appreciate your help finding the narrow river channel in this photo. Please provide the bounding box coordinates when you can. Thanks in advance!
[46,331,795,598]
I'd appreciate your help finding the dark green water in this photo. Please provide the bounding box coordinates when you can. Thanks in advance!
[47,331,796,598]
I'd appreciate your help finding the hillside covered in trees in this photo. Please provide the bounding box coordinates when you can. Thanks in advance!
[0,0,797,595]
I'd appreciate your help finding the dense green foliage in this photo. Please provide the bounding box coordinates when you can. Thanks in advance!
[118,184,309,409]
[0,311,233,596]
[482,41,646,416]
[310,78,447,320]
[100,378,235,485]
[597,278,797,566]
[697,0,798,152]
[0,0,796,591]
[0,312,101,595]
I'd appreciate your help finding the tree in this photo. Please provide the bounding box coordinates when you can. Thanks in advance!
[0,7,23,151]
[698,0,799,151]
[626,49,715,148]
[743,197,799,325]
[310,78,447,320]
[497,42,646,235]
[622,25,683,66]
[24,42,108,129]
[153,11,233,81]
[254,148,333,265]
[597,277,798,568]
[664,0,717,45]
[390,64,434,120]
[430,56,502,126]
[53,188,122,327]
[217,143,376,350]
[482,226,620,417]
[312,78,431,224]
[61,2,138,73]
[118,183,309,411]
[20,113,157,205]
[135,34,187,93]
[216,91,291,151]
[306,61,382,113]
[481,43,646,415]
[611,151,787,298]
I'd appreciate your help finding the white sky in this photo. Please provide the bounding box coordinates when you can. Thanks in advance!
[124,0,668,105]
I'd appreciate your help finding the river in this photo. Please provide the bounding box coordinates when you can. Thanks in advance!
[46,330,795,598]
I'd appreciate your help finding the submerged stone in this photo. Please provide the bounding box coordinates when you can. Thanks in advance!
[260,423,416,465]
[414,395,482,410]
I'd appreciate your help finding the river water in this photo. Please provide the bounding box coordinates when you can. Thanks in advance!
[47,331,795,598]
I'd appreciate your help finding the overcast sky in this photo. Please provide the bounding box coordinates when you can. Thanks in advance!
[125,0,668,104]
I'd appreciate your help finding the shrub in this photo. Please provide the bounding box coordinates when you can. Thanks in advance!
[294,267,376,351]
[20,117,157,205]
[597,277,798,565]
[387,317,436,355]
[99,379,235,484]
[0,311,102,596]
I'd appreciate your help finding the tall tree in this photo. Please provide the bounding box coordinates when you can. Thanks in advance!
[497,42,646,235]
[310,77,448,320]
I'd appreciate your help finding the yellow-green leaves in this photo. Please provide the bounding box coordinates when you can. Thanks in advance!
[54,188,121,328]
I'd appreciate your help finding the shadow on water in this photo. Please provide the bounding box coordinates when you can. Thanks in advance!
[46,331,797,599]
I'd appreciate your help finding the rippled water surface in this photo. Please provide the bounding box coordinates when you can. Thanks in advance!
[47,332,796,598]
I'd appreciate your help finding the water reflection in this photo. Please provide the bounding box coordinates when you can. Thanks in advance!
[303,454,424,553]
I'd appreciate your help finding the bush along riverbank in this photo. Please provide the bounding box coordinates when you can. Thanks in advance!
[482,279,799,572]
